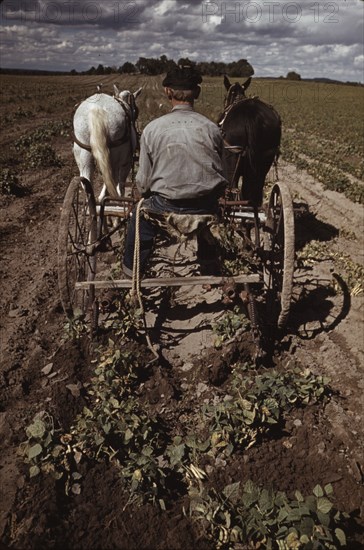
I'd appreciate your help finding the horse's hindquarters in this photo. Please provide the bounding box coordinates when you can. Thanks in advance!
[73,93,135,200]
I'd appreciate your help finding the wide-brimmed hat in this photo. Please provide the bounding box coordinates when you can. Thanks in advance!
[162,65,202,90]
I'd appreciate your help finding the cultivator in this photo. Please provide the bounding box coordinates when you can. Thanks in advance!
[58,176,295,357]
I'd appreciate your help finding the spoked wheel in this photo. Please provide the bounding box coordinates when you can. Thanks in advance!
[263,182,295,329]
[58,176,98,319]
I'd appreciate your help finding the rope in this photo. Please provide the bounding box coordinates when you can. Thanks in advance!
[132,199,159,360]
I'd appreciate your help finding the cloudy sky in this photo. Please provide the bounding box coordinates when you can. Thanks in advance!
[0,0,363,82]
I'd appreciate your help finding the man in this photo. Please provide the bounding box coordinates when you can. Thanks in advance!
[122,65,227,278]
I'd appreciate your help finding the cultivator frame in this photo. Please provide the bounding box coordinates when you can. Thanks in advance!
[57,176,295,355]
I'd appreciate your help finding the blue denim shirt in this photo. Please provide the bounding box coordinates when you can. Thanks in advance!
[136,104,227,200]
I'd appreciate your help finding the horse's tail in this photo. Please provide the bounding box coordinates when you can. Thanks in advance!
[89,107,118,199]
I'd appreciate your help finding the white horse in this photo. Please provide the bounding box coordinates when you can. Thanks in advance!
[73,84,142,200]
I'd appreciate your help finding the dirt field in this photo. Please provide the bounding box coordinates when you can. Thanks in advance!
[0,74,363,548]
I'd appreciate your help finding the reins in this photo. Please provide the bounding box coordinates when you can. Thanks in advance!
[219,95,249,187]
[218,98,246,129]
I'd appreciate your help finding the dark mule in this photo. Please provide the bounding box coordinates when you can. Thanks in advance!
[219,76,281,206]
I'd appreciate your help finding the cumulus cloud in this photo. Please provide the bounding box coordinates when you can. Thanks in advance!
[0,0,363,81]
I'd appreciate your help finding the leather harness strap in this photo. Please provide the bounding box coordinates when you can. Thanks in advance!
[73,133,92,152]
[223,140,247,155]
[73,130,131,152]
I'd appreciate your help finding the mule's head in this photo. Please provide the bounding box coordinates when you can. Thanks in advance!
[113,84,143,121]
[223,75,252,108]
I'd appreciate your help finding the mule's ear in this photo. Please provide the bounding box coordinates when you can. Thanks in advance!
[223,74,231,90]
[243,77,252,91]
[113,84,120,96]
[133,87,143,99]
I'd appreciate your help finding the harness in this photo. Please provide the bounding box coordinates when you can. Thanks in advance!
[218,94,247,128]
[73,93,136,152]
[218,96,248,187]
[219,90,280,187]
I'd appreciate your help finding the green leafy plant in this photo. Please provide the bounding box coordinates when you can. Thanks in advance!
[13,120,69,170]
[68,344,168,502]
[213,306,251,348]
[63,310,88,340]
[22,411,57,479]
[282,148,364,205]
[201,366,330,455]
[188,480,347,549]
[101,291,143,337]
[2,107,34,124]
[25,143,62,168]
[22,343,170,505]
[71,395,167,503]
[0,168,25,196]
[20,411,82,495]
[14,121,71,150]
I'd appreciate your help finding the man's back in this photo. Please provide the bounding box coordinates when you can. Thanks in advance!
[136,104,226,199]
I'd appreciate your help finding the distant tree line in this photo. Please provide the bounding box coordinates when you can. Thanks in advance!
[1,62,362,86]
[77,55,255,78]
[0,68,70,76]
